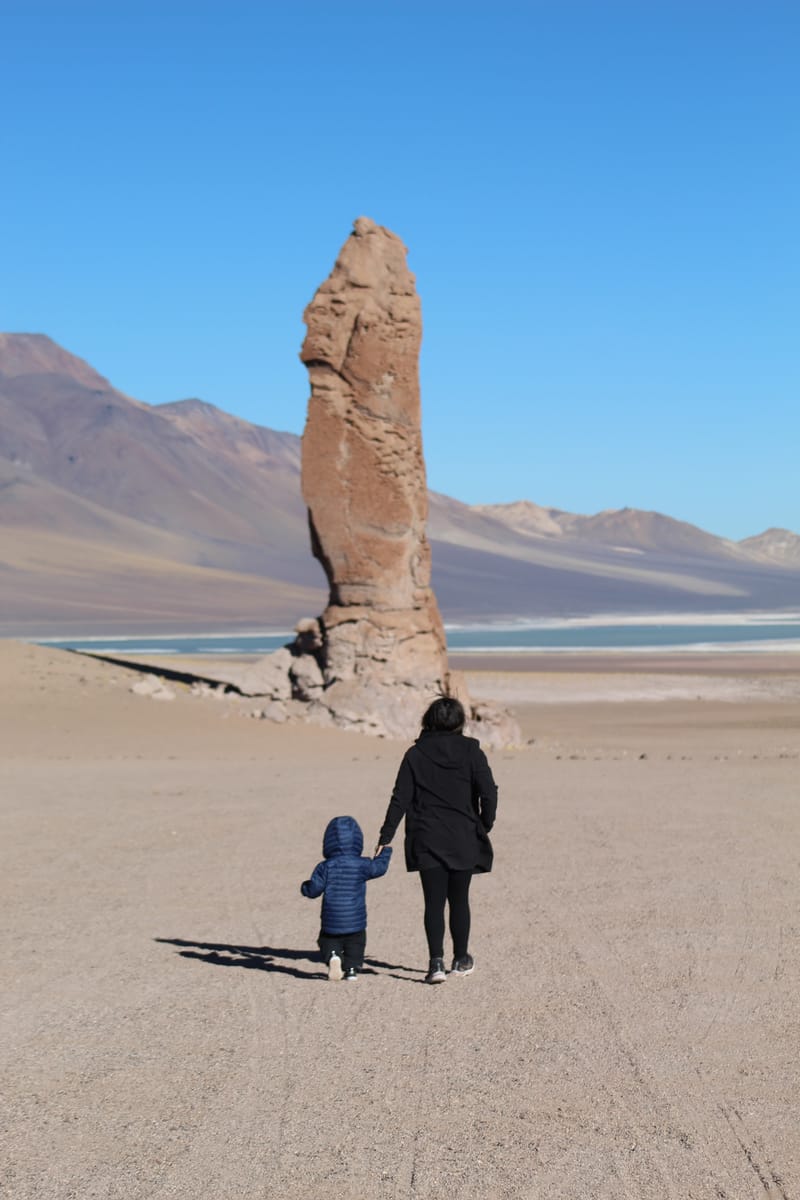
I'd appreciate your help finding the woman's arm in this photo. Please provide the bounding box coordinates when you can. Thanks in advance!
[377,755,414,848]
[473,746,498,831]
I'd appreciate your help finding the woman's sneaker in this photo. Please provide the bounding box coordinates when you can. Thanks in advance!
[343,967,358,980]
[327,952,343,981]
[425,957,447,984]
[450,954,475,976]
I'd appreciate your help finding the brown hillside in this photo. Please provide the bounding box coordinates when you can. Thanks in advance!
[2,333,799,632]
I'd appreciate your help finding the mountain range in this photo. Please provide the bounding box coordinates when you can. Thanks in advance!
[1,332,798,635]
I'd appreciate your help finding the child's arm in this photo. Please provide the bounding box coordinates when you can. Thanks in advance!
[362,846,392,879]
[300,861,328,898]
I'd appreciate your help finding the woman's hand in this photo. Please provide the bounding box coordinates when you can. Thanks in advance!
[374,844,385,856]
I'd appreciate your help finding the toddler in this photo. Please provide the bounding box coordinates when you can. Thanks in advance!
[301,815,392,980]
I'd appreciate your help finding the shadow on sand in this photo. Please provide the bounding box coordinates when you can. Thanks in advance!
[155,937,422,981]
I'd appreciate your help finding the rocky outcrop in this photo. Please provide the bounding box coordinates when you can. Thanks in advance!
[129,676,175,701]
[295,217,450,736]
[236,218,520,745]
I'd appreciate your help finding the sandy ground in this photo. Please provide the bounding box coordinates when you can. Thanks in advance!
[2,640,799,1199]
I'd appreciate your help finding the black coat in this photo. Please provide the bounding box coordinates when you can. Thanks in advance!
[379,731,498,873]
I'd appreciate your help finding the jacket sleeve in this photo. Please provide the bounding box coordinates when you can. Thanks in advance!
[378,755,415,845]
[473,745,498,831]
[363,846,393,879]
[300,860,327,898]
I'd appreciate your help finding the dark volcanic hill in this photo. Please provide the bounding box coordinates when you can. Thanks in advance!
[1,332,798,634]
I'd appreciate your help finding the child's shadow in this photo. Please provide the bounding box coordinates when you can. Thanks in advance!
[155,937,421,981]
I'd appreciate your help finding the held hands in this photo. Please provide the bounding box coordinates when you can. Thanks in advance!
[374,844,385,857]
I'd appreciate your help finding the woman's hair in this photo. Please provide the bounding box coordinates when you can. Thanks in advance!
[421,696,465,733]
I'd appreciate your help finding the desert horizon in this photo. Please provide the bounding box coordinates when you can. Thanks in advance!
[3,332,800,639]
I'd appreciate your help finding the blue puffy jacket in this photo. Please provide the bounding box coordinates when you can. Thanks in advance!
[301,815,392,934]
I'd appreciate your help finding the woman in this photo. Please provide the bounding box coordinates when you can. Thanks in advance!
[376,696,498,984]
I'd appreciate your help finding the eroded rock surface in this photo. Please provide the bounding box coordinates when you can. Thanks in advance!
[235,218,520,745]
[295,217,451,735]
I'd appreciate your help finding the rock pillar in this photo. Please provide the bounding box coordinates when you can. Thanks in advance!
[223,217,519,745]
[298,217,451,735]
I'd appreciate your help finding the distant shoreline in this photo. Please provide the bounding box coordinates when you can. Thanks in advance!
[64,648,800,681]
[448,651,800,676]
[18,608,800,643]
[15,613,800,660]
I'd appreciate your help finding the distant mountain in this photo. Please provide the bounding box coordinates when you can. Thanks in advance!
[0,332,110,389]
[0,335,311,574]
[470,500,567,538]
[1,332,798,634]
[471,500,749,560]
[739,528,800,567]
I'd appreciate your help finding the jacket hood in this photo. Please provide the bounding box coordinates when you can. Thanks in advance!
[323,815,364,858]
[415,730,476,768]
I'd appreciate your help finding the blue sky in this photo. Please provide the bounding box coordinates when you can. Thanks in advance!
[2,1,798,540]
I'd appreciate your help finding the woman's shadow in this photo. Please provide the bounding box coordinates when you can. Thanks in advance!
[155,937,422,981]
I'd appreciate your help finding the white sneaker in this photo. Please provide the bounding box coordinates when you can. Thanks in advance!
[425,957,447,984]
[328,952,343,981]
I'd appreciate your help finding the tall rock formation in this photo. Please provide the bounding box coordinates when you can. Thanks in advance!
[297,217,450,731]
[230,218,519,744]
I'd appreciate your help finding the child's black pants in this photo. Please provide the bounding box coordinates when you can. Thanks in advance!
[419,866,472,960]
[318,929,366,971]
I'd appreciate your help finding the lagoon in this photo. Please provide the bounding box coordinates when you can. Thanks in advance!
[36,616,800,657]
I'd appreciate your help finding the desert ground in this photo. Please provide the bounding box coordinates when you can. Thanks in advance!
[2,640,799,1199]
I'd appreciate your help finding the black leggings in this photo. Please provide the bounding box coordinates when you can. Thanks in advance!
[419,866,472,960]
